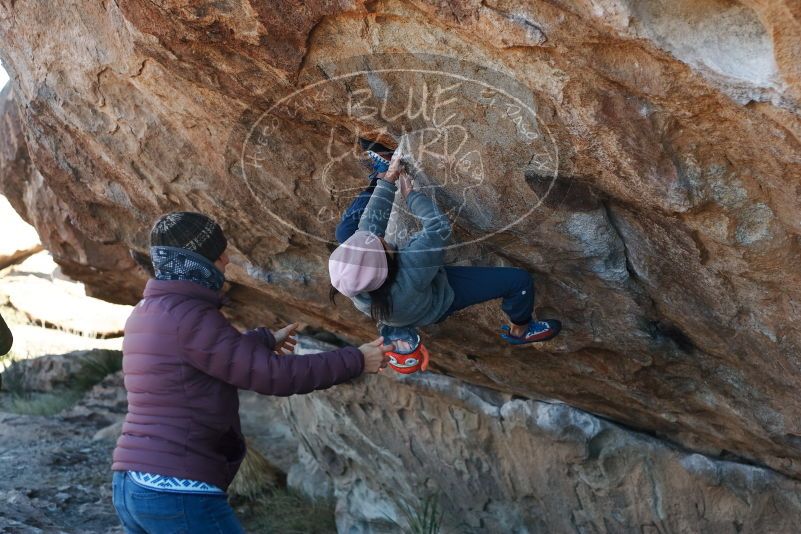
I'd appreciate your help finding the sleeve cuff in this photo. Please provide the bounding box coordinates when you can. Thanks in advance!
[376,179,397,192]
[245,327,276,349]
[406,190,423,205]
[350,346,365,376]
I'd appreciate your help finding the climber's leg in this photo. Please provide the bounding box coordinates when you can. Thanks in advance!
[335,176,378,244]
[335,138,394,243]
[440,266,534,325]
[440,266,561,343]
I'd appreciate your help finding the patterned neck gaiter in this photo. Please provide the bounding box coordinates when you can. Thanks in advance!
[150,246,225,292]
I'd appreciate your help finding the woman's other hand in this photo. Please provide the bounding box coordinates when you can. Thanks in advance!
[274,322,299,354]
[359,336,393,373]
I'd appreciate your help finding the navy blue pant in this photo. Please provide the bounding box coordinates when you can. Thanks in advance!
[335,183,535,327]
[335,174,379,244]
[112,472,244,534]
[441,266,533,326]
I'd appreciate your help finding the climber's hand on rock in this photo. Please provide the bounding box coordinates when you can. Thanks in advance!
[359,336,393,373]
[384,152,403,183]
[274,322,299,355]
[399,172,414,198]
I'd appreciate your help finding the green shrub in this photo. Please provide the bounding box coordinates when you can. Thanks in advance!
[394,493,444,534]
[72,350,122,391]
[0,349,122,416]
[5,390,83,416]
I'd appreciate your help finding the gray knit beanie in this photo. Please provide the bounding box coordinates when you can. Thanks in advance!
[150,212,227,262]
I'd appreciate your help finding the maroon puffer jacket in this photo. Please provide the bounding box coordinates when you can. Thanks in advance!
[112,279,364,489]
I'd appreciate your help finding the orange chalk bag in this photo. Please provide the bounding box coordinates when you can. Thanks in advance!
[380,325,429,374]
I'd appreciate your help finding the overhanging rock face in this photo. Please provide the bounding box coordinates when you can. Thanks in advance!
[0,0,800,502]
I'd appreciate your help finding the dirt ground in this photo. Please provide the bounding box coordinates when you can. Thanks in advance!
[0,406,123,533]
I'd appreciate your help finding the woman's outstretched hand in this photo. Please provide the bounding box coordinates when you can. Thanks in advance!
[359,336,393,373]
[383,152,403,183]
[273,322,299,354]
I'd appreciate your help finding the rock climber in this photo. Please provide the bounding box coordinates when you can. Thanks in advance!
[111,211,393,534]
[329,139,561,348]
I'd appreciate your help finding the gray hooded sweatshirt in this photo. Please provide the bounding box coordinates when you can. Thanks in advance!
[350,179,455,327]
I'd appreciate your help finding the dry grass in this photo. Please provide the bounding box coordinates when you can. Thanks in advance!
[229,443,282,500]
[236,488,337,534]
[229,444,336,533]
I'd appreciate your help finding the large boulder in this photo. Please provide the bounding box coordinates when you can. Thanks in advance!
[0,194,41,269]
[0,84,150,305]
[243,371,801,533]
[0,252,131,338]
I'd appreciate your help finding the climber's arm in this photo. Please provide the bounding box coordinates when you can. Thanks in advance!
[357,179,395,237]
[406,190,452,250]
[401,190,450,284]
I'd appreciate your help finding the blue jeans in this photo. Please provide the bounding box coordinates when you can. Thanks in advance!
[112,471,244,534]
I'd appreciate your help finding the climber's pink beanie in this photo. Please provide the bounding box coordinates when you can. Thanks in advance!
[329,231,388,297]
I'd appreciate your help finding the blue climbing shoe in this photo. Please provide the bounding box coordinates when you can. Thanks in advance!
[359,138,394,174]
[501,320,561,345]
[366,150,391,174]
